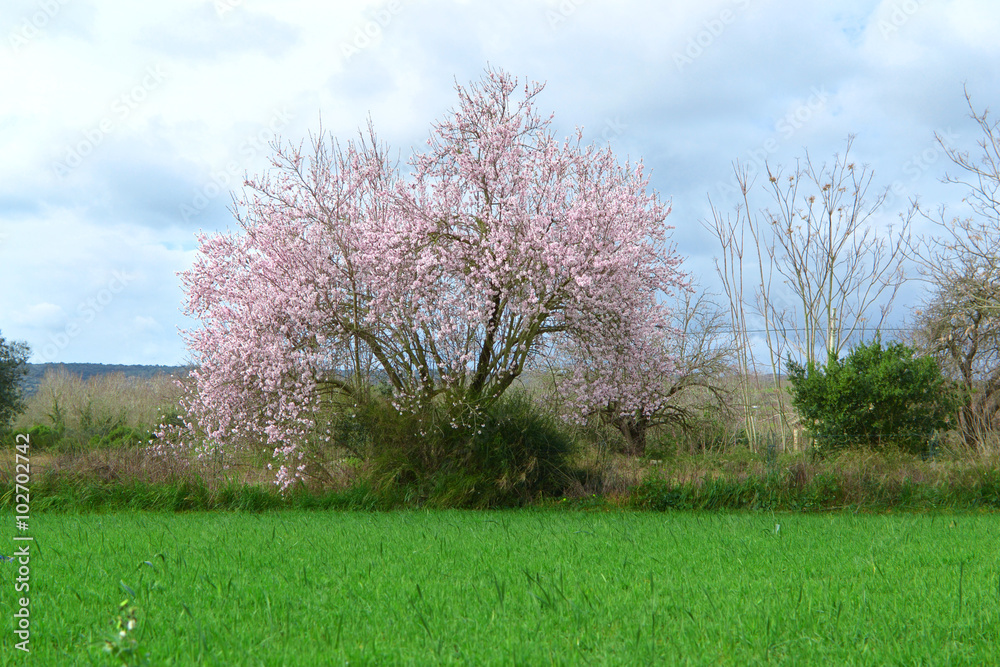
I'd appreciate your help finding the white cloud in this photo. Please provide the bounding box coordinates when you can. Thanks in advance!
[2,0,999,363]
[132,316,162,333]
[13,303,66,328]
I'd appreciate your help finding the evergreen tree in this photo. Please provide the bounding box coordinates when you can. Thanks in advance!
[0,332,30,433]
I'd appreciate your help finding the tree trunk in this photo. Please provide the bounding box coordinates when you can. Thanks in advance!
[617,416,648,457]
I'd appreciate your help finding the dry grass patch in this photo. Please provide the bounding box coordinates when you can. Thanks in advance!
[13,368,183,435]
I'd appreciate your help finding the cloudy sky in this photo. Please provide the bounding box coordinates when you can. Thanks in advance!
[2,0,998,365]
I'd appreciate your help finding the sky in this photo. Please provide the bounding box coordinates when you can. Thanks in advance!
[2,0,999,365]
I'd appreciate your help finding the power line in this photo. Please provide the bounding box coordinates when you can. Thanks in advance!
[705,326,923,334]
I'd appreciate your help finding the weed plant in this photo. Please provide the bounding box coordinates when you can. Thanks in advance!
[2,446,999,514]
[4,370,1000,513]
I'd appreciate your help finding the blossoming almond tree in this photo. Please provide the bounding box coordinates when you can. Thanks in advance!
[556,289,744,456]
[171,68,686,488]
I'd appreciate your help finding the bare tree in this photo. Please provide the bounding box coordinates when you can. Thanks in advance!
[911,89,1000,450]
[761,136,909,365]
[707,166,786,450]
[911,269,1000,447]
[708,138,910,449]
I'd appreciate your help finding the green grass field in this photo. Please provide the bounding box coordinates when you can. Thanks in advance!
[1,510,998,665]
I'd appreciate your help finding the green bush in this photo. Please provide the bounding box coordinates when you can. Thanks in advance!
[787,338,957,455]
[20,424,64,450]
[89,425,151,449]
[366,390,576,507]
[7,421,147,454]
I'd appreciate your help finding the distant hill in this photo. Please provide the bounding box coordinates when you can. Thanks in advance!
[21,363,191,398]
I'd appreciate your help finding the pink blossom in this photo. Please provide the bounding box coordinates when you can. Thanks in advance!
[161,67,687,489]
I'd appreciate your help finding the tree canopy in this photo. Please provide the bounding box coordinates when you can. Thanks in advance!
[0,332,30,433]
[175,68,686,488]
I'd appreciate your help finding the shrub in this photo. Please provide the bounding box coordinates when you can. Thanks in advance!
[787,338,957,455]
[367,390,575,507]
[89,425,151,449]
[20,424,63,451]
